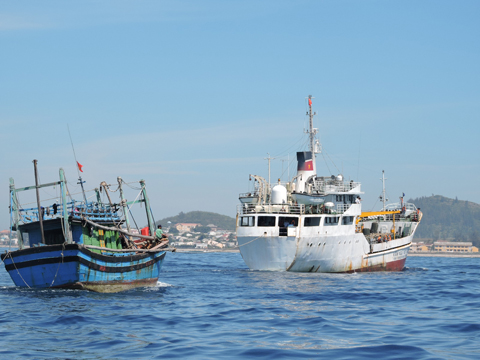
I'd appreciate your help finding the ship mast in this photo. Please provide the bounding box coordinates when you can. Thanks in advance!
[380,170,388,212]
[306,95,319,169]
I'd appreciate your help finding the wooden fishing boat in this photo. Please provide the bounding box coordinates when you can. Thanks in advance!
[1,161,173,293]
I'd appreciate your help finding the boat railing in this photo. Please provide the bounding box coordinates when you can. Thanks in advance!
[237,203,306,215]
[18,202,71,224]
[17,200,123,225]
[70,201,122,222]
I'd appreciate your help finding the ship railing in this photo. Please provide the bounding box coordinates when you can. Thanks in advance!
[359,211,420,224]
[237,203,306,215]
[313,180,361,193]
[336,204,351,214]
[366,223,415,244]
[239,192,258,198]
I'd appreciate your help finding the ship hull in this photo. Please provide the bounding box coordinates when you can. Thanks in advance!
[1,243,166,293]
[238,233,412,273]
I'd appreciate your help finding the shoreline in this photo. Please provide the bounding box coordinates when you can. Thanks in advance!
[175,249,480,258]
[175,248,239,253]
[3,246,478,258]
[409,252,480,258]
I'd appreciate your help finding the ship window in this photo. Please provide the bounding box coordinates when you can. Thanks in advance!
[258,216,276,227]
[279,216,298,227]
[342,216,354,225]
[240,216,255,227]
[325,216,339,225]
[304,217,321,226]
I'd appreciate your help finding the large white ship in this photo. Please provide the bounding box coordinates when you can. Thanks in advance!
[236,96,422,272]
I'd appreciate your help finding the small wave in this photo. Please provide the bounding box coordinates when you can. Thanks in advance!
[156,281,173,287]
[404,267,428,271]
[440,322,480,334]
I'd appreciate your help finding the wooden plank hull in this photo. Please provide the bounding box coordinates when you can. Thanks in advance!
[1,243,166,293]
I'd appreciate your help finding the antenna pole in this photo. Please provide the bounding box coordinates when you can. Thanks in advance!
[381,170,387,212]
[308,95,315,154]
[306,95,319,172]
[67,125,88,205]
[78,177,88,205]
[281,159,288,182]
[264,153,275,188]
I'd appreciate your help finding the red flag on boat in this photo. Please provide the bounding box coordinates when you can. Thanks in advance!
[308,98,312,107]
[77,161,84,172]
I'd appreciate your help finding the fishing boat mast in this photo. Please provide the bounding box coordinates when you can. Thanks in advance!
[140,179,156,237]
[33,160,46,245]
[9,178,23,249]
[78,176,88,206]
[117,176,131,233]
[59,168,71,243]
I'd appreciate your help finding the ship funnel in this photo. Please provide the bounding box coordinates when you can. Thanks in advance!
[295,151,316,192]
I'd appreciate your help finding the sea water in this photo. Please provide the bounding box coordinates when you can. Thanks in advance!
[1,249,479,359]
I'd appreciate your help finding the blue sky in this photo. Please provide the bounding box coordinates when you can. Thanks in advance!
[1,0,479,230]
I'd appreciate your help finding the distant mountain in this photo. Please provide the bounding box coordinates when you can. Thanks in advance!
[409,195,480,247]
[155,211,236,231]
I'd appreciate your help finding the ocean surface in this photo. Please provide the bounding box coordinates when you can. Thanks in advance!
[1,249,479,360]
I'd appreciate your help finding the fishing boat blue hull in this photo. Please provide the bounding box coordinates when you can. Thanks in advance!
[1,244,166,293]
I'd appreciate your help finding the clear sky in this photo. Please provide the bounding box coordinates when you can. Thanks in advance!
[1,0,479,230]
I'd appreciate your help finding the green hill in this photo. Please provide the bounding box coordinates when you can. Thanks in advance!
[409,195,480,247]
[155,211,236,231]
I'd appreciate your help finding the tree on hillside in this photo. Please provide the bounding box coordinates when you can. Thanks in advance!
[196,226,211,234]
[155,211,236,231]
[168,227,179,235]
[410,195,480,242]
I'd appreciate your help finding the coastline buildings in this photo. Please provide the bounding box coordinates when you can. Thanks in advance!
[433,241,478,253]
[175,223,201,232]
[170,223,237,250]
[0,230,18,247]
[412,240,478,253]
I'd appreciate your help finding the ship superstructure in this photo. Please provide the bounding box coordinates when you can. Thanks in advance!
[236,96,422,272]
